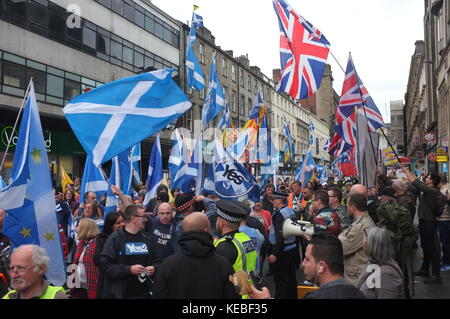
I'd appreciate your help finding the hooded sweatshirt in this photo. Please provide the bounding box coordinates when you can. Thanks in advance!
[152,231,239,299]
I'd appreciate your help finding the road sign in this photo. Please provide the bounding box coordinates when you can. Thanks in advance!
[424,132,436,142]
[437,147,447,155]
[428,153,437,162]
[437,155,449,162]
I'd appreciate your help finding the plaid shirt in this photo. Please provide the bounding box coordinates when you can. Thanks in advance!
[73,239,99,299]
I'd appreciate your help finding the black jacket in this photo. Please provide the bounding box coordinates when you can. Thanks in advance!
[305,279,366,299]
[152,231,239,299]
[99,228,161,299]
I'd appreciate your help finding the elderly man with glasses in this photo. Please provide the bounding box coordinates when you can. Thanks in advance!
[3,245,67,299]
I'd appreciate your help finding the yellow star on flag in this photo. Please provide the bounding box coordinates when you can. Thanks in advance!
[31,147,42,164]
[19,227,32,238]
[43,232,55,242]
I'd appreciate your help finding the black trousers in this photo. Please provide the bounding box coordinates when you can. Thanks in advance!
[273,247,298,299]
[419,219,441,276]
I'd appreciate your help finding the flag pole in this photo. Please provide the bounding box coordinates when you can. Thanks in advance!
[0,79,33,174]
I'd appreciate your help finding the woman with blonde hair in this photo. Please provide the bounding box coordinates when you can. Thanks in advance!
[71,218,100,299]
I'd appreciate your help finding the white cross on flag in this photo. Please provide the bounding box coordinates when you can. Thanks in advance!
[64,69,192,166]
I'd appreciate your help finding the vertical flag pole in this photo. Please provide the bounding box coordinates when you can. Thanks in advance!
[0,79,33,174]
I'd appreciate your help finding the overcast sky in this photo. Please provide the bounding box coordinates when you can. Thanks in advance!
[151,0,424,123]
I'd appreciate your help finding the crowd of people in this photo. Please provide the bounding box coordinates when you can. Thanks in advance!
[1,165,450,299]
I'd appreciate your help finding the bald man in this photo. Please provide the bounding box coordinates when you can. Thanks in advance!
[146,202,175,261]
[3,245,67,299]
[153,212,238,299]
[349,184,379,223]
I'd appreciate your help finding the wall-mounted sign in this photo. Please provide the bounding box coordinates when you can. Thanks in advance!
[437,155,449,162]
[423,132,436,143]
[428,153,437,162]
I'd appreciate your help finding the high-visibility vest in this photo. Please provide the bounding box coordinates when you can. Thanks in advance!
[269,206,297,251]
[215,232,257,299]
[2,285,66,299]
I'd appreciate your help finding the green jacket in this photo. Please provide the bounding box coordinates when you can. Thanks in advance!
[376,199,419,268]
[413,179,439,222]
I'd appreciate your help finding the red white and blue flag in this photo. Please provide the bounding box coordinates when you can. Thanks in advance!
[273,0,330,100]
[335,54,384,149]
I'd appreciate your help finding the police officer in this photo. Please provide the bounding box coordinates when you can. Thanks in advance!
[214,200,257,297]
[268,191,298,299]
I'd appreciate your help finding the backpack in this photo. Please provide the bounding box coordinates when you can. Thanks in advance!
[435,191,446,217]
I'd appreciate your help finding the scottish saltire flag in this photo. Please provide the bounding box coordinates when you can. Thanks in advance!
[105,156,120,215]
[0,176,6,189]
[309,134,314,146]
[0,81,65,286]
[64,69,192,166]
[192,12,203,28]
[202,56,225,127]
[186,13,205,91]
[319,165,328,184]
[257,114,269,164]
[168,129,186,186]
[131,143,141,185]
[309,120,315,132]
[296,149,316,187]
[172,137,202,194]
[206,139,260,202]
[143,134,163,206]
[248,92,266,123]
[273,0,330,100]
[282,118,294,163]
[218,101,231,129]
[233,125,252,161]
[79,155,108,204]
[260,131,279,188]
[118,148,133,196]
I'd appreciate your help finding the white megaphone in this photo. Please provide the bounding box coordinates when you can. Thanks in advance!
[282,218,314,238]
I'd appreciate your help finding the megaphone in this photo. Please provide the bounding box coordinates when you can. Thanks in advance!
[282,218,314,238]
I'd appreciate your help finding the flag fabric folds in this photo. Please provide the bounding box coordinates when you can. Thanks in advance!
[79,155,108,204]
[282,118,294,164]
[143,134,163,206]
[0,81,66,286]
[201,56,225,127]
[131,143,141,185]
[296,149,316,187]
[205,139,260,203]
[60,165,74,193]
[168,129,187,188]
[0,176,6,189]
[186,12,205,91]
[272,0,330,100]
[64,69,192,166]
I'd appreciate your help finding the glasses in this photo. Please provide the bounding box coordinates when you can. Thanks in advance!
[7,266,34,274]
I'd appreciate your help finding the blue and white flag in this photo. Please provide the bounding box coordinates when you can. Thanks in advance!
[143,134,163,206]
[206,139,260,203]
[104,149,132,216]
[79,155,108,204]
[105,157,120,216]
[192,12,203,28]
[0,176,6,189]
[168,129,186,187]
[64,69,192,166]
[257,115,269,164]
[309,120,315,132]
[217,101,231,129]
[233,127,251,160]
[248,91,265,121]
[309,134,314,146]
[172,137,202,194]
[296,149,316,187]
[0,81,66,286]
[186,15,205,91]
[131,143,141,185]
[202,56,225,127]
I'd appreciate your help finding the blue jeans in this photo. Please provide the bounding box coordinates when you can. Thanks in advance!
[438,221,450,265]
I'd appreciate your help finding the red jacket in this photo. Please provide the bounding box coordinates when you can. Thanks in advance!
[73,239,99,299]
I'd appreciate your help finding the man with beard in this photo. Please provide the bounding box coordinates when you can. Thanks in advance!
[2,245,67,299]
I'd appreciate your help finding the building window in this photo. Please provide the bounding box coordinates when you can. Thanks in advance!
[123,45,134,65]
[231,64,236,82]
[240,69,244,88]
[222,58,227,77]
[28,1,48,29]
[199,43,205,64]
[48,3,65,41]
[110,40,122,60]
[111,0,123,15]
[123,0,135,22]
[3,62,26,88]
[26,68,46,94]
[240,95,245,116]
[47,74,64,98]
[83,25,97,50]
[145,15,155,33]
[248,75,252,92]
[135,8,145,28]
[64,79,80,100]
[231,90,237,113]
[154,21,164,38]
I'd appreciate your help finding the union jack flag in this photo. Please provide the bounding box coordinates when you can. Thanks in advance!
[335,55,384,148]
[326,132,352,158]
[273,0,330,100]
